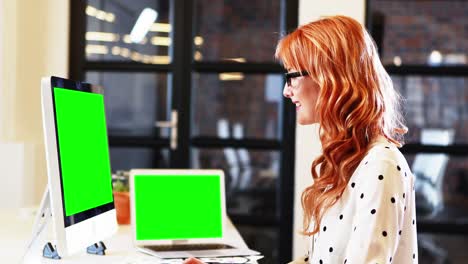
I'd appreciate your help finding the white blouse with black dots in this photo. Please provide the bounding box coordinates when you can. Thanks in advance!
[289,136,418,264]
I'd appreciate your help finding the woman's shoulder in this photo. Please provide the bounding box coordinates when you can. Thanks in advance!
[350,135,412,189]
[363,135,408,168]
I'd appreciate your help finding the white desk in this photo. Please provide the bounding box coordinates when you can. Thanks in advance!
[0,208,260,264]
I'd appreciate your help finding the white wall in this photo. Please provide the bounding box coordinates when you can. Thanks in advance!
[292,0,366,259]
[0,0,3,139]
[0,0,69,208]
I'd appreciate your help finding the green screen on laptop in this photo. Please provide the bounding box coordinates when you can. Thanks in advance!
[53,87,113,217]
[134,175,223,240]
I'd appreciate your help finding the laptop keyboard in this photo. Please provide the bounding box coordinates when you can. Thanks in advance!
[144,243,234,252]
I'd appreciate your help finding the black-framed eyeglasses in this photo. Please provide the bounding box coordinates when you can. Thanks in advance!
[285,71,309,86]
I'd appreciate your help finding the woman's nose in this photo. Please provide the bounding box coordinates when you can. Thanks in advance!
[283,83,292,98]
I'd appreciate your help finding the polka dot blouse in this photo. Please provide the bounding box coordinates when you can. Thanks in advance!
[289,136,418,264]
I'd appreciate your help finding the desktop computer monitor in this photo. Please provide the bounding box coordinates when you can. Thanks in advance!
[41,76,117,256]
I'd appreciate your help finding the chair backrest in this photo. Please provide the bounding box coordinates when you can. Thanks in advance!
[412,128,454,214]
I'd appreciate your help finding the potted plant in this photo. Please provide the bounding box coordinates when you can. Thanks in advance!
[113,171,130,225]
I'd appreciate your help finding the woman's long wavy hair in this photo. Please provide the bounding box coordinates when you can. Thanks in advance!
[275,16,408,236]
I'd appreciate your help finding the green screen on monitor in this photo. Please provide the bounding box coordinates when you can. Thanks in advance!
[53,87,113,217]
[134,175,223,240]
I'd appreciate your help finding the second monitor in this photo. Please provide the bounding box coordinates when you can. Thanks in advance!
[41,76,117,257]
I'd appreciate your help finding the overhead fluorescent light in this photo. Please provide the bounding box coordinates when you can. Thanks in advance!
[224,57,246,63]
[219,72,244,81]
[123,35,132,43]
[86,5,116,23]
[111,46,121,55]
[108,45,170,64]
[105,13,115,23]
[142,55,152,64]
[150,23,172,33]
[86,6,97,16]
[96,10,107,20]
[151,56,170,64]
[85,45,108,55]
[86,32,119,42]
[130,8,158,43]
[123,34,147,44]
[150,36,171,46]
[131,51,142,62]
[120,48,130,58]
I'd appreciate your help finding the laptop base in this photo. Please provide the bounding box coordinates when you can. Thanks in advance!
[137,246,260,259]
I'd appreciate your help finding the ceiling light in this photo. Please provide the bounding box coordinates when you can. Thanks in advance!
[123,34,147,44]
[86,32,119,42]
[151,56,170,64]
[85,45,108,54]
[194,36,204,46]
[105,13,115,23]
[123,35,132,43]
[86,5,115,23]
[151,36,171,46]
[142,55,152,64]
[194,51,203,61]
[150,23,172,33]
[131,51,142,62]
[130,8,158,43]
[219,72,244,81]
[428,50,443,66]
[120,48,130,58]
[86,6,97,16]
[224,57,246,63]
[111,46,121,55]
[393,56,402,66]
[96,10,107,20]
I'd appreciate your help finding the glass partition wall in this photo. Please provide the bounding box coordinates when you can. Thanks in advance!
[70,1,298,263]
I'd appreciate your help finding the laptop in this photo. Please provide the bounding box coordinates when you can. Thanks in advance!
[129,169,260,259]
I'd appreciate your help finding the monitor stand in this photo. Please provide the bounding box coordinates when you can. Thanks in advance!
[86,241,107,255]
[29,186,108,259]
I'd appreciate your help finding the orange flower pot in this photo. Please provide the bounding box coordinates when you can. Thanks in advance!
[113,191,130,225]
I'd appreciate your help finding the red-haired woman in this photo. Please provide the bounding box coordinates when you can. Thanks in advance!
[185,15,418,264]
[279,15,418,264]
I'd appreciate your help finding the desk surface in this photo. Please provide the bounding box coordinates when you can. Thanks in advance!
[0,208,259,264]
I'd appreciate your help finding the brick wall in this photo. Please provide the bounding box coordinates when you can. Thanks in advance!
[372,0,467,65]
